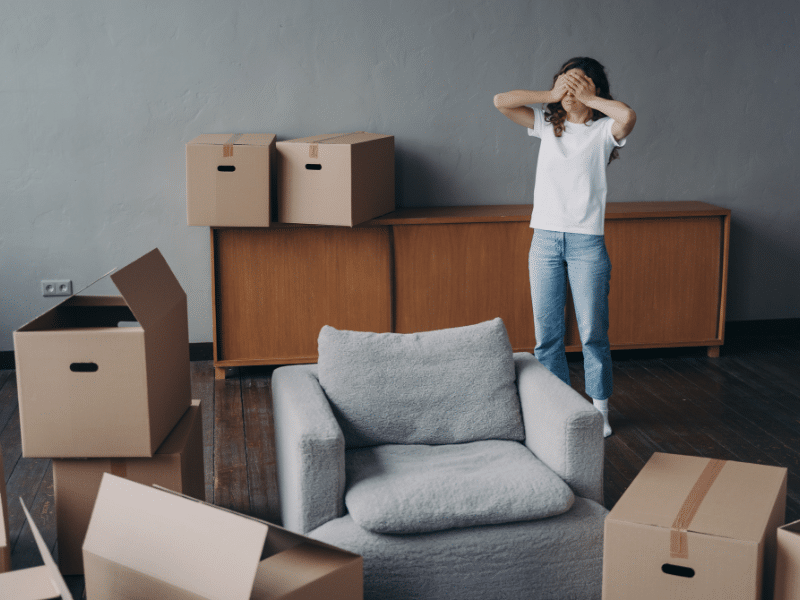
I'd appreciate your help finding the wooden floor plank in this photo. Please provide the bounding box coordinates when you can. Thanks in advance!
[240,367,281,524]
[191,360,216,504]
[13,463,55,570]
[212,371,250,514]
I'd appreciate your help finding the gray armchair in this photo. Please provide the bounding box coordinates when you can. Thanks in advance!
[271,320,607,600]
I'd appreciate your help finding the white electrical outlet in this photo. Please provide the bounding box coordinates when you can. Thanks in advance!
[42,279,73,297]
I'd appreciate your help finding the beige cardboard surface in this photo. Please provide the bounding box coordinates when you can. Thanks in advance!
[84,475,362,600]
[0,444,9,574]
[776,520,800,600]
[55,399,204,575]
[277,132,394,227]
[13,248,190,458]
[186,133,276,227]
[84,474,268,600]
[0,500,72,600]
[603,452,787,600]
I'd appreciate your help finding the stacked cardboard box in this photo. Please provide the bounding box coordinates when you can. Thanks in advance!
[186,131,395,228]
[603,452,787,600]
[12,248,205,575]
[776,519,800,600]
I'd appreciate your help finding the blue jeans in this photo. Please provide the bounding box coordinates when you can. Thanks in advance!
[528,229,613,400]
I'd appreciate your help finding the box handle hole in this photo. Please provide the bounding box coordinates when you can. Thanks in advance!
[218,165,236,172]
[305,164,322,170]
[70,362,99,373]
[662,564,695,578]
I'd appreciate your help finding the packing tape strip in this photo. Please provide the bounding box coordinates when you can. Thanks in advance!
[110,459,128,479]
[223,133,243,158]
[670,458,726,558]
[308,132,366,158]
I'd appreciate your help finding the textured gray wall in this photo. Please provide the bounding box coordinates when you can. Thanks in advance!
[2,0,798,350]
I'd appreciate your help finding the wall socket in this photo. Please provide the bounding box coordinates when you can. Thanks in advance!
[42,279,73,297]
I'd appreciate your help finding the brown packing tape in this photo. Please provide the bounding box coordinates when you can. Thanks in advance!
[309,144,318,159]
[110,459,127,479]
[669,458,726,558]
[222,133,243,158]
[308,132,367,158]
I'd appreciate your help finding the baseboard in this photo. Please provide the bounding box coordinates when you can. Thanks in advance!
[1,321,797,370]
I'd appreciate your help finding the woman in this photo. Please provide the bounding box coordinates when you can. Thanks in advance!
[493,57,636,437]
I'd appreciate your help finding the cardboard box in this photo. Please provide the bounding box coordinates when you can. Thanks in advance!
[186,133,277,227]
[603,453,787,600]
[0,499,73,600]
[277,132,394,226]
[54,399,205,575]
[776,519,800,600]
[83,474,362,600]
[0,445,9,574]
[13,248,191,458]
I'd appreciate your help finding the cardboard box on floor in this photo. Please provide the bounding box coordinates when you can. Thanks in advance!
[776,519,800,600]
[0,445,9,574]
[603,452,787,600]
[54,399,205,575]
[186,133,277,227]
[83,474,362,600]
[277,132,394,227]
[0,499,73,600]
[13,248,191,458]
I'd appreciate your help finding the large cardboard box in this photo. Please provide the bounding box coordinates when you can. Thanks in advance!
[277,132,394,226]
[83,474,362,599]
[776,519,800,600]
[0,500,73,599]
[54,399,205,575]
[603,452,787,600]
[0,445,9,574]
[13,248,191,458]
[186,133,277,227]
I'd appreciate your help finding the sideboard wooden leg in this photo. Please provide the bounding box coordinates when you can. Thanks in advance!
[215,367,228,380]
[707,346,721,358]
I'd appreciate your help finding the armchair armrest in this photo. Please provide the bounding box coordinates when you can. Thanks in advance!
[271,364,346,533]
[514,353,605,506]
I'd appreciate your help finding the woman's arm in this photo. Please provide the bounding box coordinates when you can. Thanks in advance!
[566,71,636,141]
[493,75,570,128]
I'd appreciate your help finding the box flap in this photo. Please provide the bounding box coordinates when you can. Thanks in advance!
[0,500,72,600]
[280,132,389,146]
[155,399,201,456]
[608,453,786,542]
[109,249,186,330]
[188,133,275,147]
[84,474,267,600]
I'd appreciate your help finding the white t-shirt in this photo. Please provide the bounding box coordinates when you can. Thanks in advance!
[527,106,626,235]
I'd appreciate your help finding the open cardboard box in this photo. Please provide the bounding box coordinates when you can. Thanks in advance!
[276,132,394,227]
[186,133,277,227]
[54,399,205,575]
[0,499,72,600]
[603,452,787,600]
[13,248,191,458]
[0,444,9,573]
[83,473,362,599]
[776,519,800,600]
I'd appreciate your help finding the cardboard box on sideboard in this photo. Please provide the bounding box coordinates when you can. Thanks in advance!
[186,133,277,227]
[0,445,10,574]
[277,132,394,227]
[83,474,363,600]
[776,519,800,600]
[602,452,787,600]
[54,399,205,575]
[13,248,191,458]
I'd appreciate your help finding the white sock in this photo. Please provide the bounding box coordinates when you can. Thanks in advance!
[592,398,612,438]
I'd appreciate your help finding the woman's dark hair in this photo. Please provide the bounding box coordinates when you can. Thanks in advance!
[544,56,620,163]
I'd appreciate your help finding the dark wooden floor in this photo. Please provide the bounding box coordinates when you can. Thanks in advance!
[1,331,799,597]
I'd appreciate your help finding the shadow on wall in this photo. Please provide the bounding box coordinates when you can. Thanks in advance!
[727,214,800,321]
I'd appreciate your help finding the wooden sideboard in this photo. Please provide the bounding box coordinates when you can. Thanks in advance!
[210,201,730,378]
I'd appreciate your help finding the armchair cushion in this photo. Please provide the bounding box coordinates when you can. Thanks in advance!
[317,318,524,448]
[344,441,575,534]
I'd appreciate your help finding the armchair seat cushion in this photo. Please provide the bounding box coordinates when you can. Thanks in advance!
[317,318,524,448]
[344,441,575,534]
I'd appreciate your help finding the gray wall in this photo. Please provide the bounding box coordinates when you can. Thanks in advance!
[2,0,799,351]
